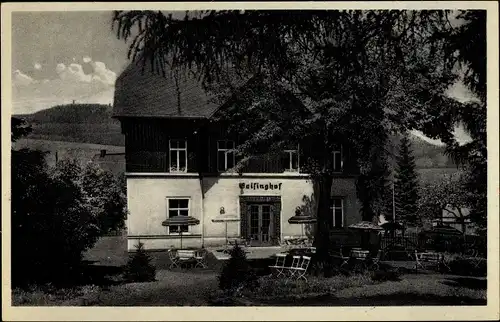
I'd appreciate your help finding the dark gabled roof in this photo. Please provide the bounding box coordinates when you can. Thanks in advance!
[113,61,221,119]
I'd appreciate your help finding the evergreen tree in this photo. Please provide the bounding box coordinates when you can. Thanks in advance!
[218,243,257,294]
[123,242,156,282]
[394,134,420,226]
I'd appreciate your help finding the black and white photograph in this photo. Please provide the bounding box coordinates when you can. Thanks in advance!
[2,2,499,321]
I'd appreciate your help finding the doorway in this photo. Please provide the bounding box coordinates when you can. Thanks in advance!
[248,203,273,246]
[240,196,281,246]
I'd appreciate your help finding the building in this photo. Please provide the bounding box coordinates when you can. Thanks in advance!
[113,62,361,251]
[431,206,477,235]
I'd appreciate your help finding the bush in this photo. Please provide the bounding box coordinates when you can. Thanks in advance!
[11,145,127,287]
[218,243,258,293]
[447,257,486,277]
[123,243,156,282]
[11,150,101,287]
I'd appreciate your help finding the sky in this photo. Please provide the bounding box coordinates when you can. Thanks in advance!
[10,11,473,145]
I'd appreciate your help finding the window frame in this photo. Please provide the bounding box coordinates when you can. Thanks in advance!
[332,144,344,173]
[169,139,188,173]
[330,197,344,228]
[283,144,300,173]
[217,140,236,172]
[166,197,191,235]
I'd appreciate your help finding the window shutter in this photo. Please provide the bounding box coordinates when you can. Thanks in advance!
[271,202,281,245]
[240,203,249,239]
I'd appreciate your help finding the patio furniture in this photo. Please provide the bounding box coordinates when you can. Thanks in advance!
[283,255,301,282]
[177,249,197,267]
[194,249,208,268]
[212,213,241,250]
[288,214,316,242]
[350,249,370,272]
[168,248,180,269]
[269,253,287,278]
[366,250,382,271]
[330,247,350,268]
[286,256,312,282]
[162,216,200,249]
[414,251,450,273]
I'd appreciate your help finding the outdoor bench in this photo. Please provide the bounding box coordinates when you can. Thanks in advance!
[415,251,450,272]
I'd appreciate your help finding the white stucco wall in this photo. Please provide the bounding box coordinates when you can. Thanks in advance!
[126,174,359,251]
[201,176,315,243]
[126,176,203,250]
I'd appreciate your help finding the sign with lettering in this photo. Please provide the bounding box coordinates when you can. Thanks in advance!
[239,182,282,191]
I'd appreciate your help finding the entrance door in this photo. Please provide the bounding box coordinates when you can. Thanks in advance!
[248,204,273,246]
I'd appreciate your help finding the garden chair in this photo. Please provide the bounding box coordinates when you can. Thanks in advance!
[367,250,382,271]
[269,253,287,278]
[194,249,208,268]
[329,247,349,268]
[168,248,180,269]
[283,255,302,282]
[415,251,450,273]
[287,256,312,282]
[284,256,301,277]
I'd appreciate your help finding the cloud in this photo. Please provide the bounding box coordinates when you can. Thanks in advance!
[13,70,35,86]
[90,61,116,86]
[12,58,117,114]
[83,56,92,63]
[34,63,42,70]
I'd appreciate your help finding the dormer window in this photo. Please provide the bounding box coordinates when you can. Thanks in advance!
[217,140,235,172]
[332,144,343,173]
[283,144,300,172]
[169,139,187,173]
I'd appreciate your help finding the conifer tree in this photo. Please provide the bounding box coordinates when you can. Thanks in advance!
[394,134,420,226]
[123,242,156,282]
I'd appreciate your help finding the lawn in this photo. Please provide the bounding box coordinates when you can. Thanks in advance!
[11,236,487,306]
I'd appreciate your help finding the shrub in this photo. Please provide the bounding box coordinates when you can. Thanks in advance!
[11,151,101,287]
[122,243,156,282]
[447,257,486,277]
[11,146,127,287]
[218,243,258,293]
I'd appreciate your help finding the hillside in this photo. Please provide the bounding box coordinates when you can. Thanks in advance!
[12,138,125,176]
[14,103,455,169]
[14,104,124,146]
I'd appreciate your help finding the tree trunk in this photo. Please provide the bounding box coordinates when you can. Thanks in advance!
[314,174,333,265]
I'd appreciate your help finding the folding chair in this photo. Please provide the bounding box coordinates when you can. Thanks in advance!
[284,256,302,281]
[367,250,382,271]
[288,256,312,282]
[194,249,208,268]
[168,248,180,269]
[329,247,349,268]
[269,253,287,278]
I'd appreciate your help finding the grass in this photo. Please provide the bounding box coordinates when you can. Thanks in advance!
[12,236,488,306]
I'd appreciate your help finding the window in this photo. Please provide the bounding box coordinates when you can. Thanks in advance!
[283,144,300,172]
[217,140,235,171]
[167,198,190,234]
[169,139,187,172]
[332,144,343,173]
[329,198,344,228]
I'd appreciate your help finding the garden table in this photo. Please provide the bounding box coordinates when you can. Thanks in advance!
[415,251,450,272]
[169,249,207,269]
